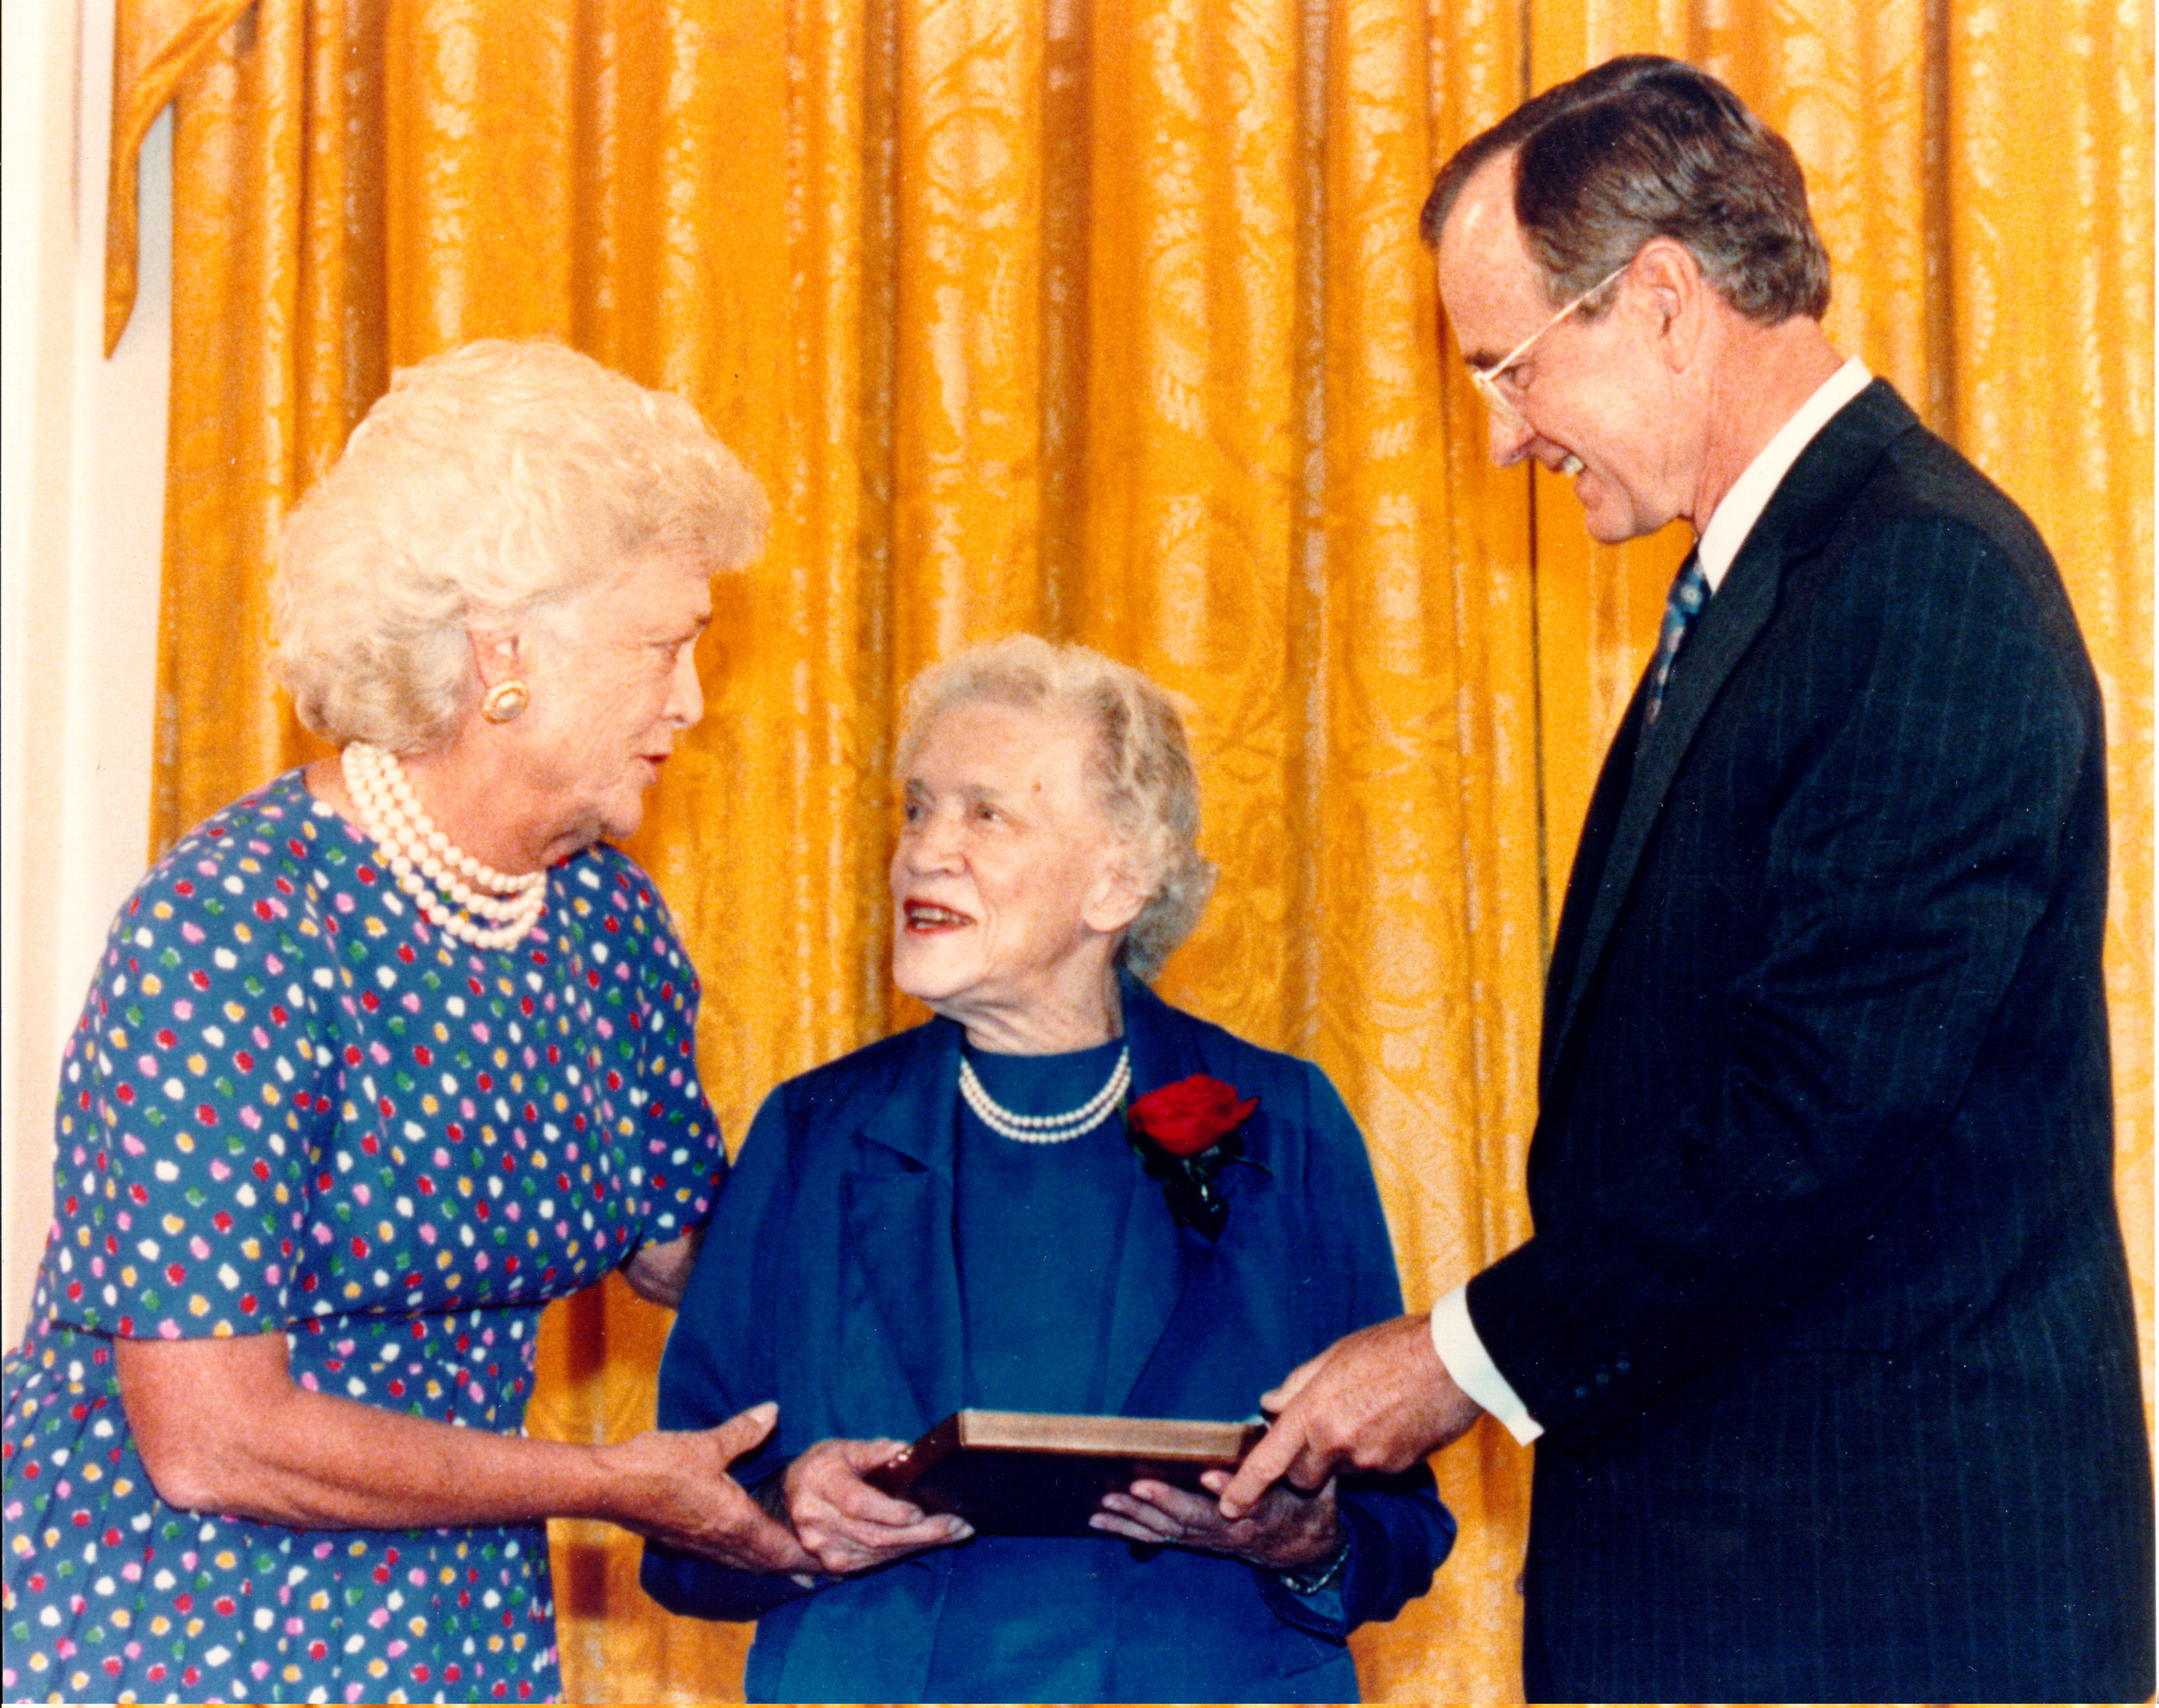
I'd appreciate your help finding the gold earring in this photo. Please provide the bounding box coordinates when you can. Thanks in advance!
[481,679,529,723]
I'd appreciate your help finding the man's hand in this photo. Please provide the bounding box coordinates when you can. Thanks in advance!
[1217,1313,1482,1518]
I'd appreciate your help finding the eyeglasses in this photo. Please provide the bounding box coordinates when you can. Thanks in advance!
[1467,262,1632,441]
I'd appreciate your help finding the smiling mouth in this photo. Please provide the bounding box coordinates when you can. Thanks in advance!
[902,900,973,932]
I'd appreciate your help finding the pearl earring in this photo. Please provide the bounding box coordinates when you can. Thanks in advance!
[481,679,529,723]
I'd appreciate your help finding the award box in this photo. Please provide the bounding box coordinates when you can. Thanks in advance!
[866,1409,1265,1538]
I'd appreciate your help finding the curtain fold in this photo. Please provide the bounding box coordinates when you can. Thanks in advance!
[109,0,2152,1699]
[103,0,255,353]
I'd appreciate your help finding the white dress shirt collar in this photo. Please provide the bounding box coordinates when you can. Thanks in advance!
[1694,356,1872,591]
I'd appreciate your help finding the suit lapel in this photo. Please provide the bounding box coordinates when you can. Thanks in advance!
[1542,674,1652,1098]
[1096,975,1206,1414]
[1543,381,1918,1083]
[839,981,1222,1425]
[1548,545,1779,1060]
[843,1022,968,1431]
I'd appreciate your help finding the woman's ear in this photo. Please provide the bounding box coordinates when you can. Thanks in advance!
[1083,845,1152,937]
[469,626,522,691]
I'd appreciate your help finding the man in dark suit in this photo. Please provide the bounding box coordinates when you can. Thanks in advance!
[1220,55,2153,1700]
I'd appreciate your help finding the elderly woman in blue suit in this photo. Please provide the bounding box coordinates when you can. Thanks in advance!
[643,636,1453,1702]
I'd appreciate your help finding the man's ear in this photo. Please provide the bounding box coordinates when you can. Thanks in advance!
[1084,845,1152,937]
[1630,237,1706,370]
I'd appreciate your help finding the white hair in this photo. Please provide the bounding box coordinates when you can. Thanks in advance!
[897,635,1216,982]
[273,338,768,750]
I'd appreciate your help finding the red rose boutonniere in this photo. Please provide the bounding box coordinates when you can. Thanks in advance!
[1125,1074,1259,1240]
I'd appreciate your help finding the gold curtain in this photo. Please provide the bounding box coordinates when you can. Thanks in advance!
[110,0,2151,1699]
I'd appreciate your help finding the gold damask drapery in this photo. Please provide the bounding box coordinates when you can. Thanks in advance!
[109,0,2151,1698]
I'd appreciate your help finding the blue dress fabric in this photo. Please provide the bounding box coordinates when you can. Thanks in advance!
[643,974,1456,1703]
[942,1040,1143,1700]
[954,1037,1130,1414]
[1,769,725,1705]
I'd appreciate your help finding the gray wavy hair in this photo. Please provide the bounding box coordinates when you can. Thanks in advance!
[274,338,768,750]
[1421,55,1831,325]
[896,636,1217,982]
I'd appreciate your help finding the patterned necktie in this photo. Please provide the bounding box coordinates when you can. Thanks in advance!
[1644,550,1710,725]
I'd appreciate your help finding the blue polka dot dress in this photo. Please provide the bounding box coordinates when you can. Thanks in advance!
[1,769,725,1703]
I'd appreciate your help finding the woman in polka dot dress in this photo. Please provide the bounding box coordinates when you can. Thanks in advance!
[1,340,814,1704]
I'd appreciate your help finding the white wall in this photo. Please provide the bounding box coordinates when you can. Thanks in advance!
[2,0,173,1349]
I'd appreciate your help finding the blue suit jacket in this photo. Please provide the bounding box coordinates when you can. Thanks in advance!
[643,975,1453,1702]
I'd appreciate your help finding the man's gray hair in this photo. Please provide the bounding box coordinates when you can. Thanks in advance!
[1421,55,1830,325]
[274,338,768,751]
[897,635,1216,983]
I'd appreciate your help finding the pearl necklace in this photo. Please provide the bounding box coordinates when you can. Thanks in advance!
[341,741,548,950]
[958,1046,1131,1145]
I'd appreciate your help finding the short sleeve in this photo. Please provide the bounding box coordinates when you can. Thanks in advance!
[44,809,338,1341]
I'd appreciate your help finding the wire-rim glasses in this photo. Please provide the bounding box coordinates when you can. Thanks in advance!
[1467,261,1631,435]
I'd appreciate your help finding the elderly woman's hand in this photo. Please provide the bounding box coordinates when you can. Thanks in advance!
[596,1403,820,1573]
[1091,1467,1343,1570]
[782,1438,974,1576]
[620,1228,704,1310]
[117,1334,812,1572]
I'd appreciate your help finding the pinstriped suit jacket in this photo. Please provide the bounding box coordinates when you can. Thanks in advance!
[1466,381,2153,1700]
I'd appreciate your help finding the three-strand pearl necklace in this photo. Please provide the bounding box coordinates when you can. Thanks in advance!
[341,740,548,950]
[958,1046,1130,1145]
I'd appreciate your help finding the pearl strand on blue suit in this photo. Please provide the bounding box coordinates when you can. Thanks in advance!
[958,1047,1130,1144]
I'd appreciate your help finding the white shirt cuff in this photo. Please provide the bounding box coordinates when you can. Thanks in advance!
[1431,1286,1543,1445]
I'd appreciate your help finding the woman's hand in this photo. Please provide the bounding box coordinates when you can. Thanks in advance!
[1092,1466,1342,1570]
[593,1402,817,1573]
[620,1227,703,1309]
[782,1438,973,1576]
[115,1331,808,1575]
